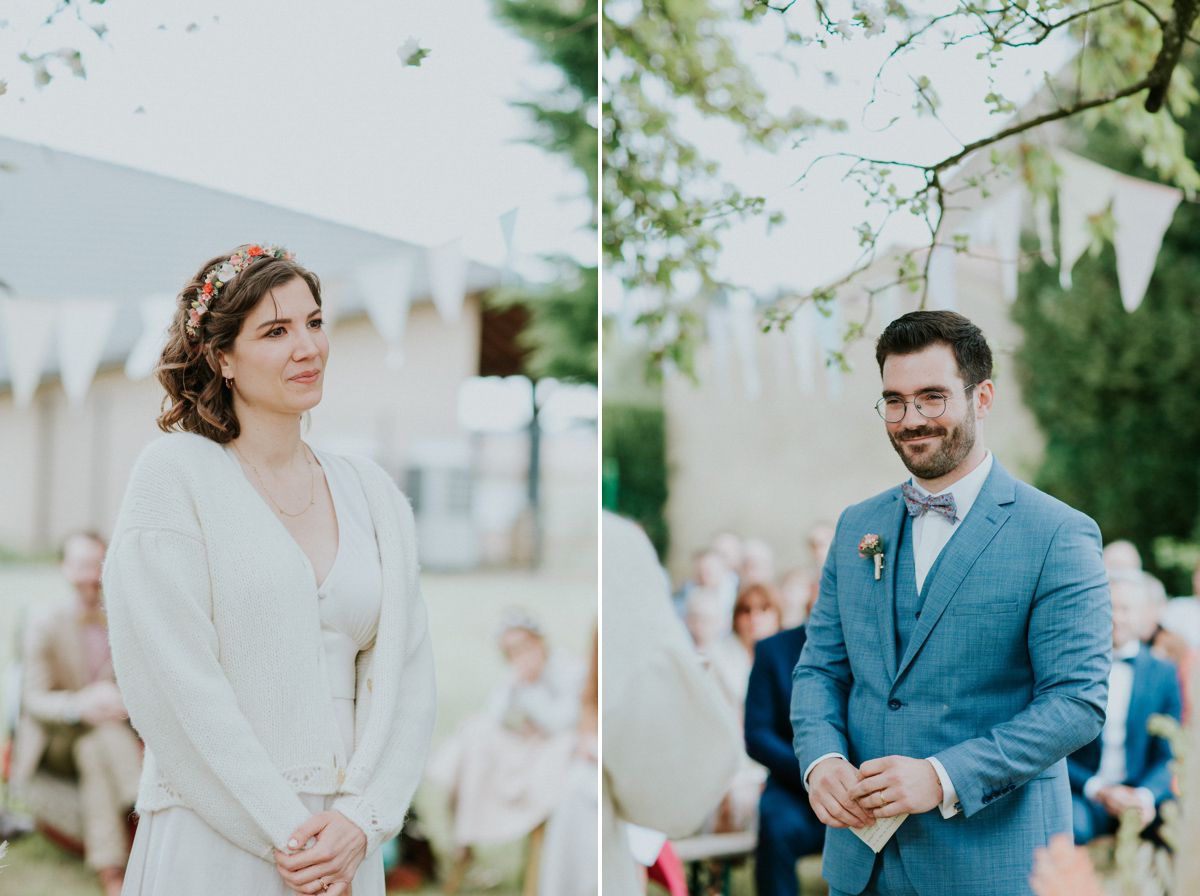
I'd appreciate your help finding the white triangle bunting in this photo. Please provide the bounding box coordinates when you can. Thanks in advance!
[926,245,958,311]
[1111,174,1181,312]
[354,253,415,348]
[427,238,466,324]
[729,291,761,399]
[0,296,58,408]
[125,295,178,381]
[1055,150,1119,290]
[57,298,119,406]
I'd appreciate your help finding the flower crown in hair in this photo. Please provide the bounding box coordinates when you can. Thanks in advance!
[185,244,296,342]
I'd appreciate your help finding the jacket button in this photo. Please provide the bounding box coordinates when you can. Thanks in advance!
[888,699,902,710]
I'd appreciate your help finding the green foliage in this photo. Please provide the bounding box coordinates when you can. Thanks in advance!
[493,0,598,385]
[1012,69,1200,593]
[603,0,819,311]
[602,402,670,558]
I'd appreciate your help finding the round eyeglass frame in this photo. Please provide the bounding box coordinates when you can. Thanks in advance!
[875,384,977,423]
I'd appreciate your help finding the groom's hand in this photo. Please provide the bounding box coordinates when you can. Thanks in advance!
[808,758,874,829]
[848,756,943,818]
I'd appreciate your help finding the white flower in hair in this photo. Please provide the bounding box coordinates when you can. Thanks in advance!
[216,262,237,283]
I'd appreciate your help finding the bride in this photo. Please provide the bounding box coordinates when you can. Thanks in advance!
[103,244,435,895]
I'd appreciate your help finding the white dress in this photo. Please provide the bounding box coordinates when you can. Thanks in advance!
[122,452,386,895]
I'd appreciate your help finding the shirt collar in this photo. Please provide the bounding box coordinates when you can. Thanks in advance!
[909,450,994,522]
[1114,639,1141,661]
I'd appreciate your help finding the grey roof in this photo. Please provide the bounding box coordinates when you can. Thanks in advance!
[0,135,501,383]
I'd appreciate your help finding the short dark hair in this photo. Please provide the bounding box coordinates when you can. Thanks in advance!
[875,310,992,386]
[156,247,322,443]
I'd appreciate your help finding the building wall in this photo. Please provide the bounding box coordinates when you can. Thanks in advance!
[661,254,1045,583]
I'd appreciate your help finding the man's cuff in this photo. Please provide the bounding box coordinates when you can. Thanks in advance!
[1135,786,1156,810]
[926,756,961,818]
[803,753,847,792]
[1083,775,1104,802]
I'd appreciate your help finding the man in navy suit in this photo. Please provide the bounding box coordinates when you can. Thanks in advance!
[746,626,825,896]
[792,311,1111,896]
[1069,570,1182,843]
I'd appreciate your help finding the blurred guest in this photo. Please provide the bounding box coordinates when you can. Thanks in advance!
[741,538,777,588]
[429,609,585,892]
[1102,539,1143,573]
[11,533,141,896]
[805,524,835,613]
[538,627,598,896]
[778,567,815,629]
[707,585,784,833]
[683,587,725,657]
[1158,556,1200,650]
[1068,571,1182,844]
[709,585,785,724]
[603,513,740,896]
[712,531,746,579]
[746,626,825,896]
[1140,573,1169,645]
[674,549,736,627]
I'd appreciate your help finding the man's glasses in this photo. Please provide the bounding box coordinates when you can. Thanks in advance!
[875,385,976,423]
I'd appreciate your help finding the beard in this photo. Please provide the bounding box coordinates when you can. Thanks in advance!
[888,412,976,481]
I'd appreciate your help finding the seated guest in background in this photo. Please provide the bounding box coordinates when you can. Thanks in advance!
[1140,573,1168,645]
[1069,570,1183,845]
[674,549,736,627]
[684,588,726,657]
[778,567,815,629]
[706,584,784,832]
[1102,539,1143,574]
[10,533,142,896]
[745,626,825,896]
[429,609,585,891]
[740,538,777,588]
[1158,556,1200,652]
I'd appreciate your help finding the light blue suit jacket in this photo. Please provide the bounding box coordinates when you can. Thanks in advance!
[791,460,1111,896]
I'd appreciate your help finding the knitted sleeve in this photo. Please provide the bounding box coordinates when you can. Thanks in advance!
[105,520,312,860]
[332,475,436,855]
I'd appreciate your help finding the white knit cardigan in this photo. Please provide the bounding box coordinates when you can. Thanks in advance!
[103,432,436,860]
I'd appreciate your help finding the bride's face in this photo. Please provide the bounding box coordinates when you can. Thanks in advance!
[217,277,328,417]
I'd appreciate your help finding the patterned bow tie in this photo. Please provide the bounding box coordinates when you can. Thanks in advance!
[901,482,958,522]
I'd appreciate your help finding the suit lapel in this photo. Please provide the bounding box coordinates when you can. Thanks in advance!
[894,461,1015,682]
[1125,647,1151,777]
[874,492,908,684]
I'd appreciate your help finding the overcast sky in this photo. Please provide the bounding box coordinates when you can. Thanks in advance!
[0,0,594,279]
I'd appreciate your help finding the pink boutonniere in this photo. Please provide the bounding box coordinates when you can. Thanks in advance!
[859,534,885,580]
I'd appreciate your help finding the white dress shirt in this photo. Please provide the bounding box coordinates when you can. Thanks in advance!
[804,452,994,820]
[1083,639,1153,810]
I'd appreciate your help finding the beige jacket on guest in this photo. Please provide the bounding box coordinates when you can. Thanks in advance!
[602,513,741,896]
[10,598,137,789]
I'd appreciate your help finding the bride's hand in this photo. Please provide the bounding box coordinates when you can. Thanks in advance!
[274,811,367,895]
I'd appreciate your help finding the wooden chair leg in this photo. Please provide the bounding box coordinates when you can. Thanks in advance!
[523,822,546,896]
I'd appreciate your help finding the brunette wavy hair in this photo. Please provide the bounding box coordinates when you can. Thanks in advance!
[156,246,322,443]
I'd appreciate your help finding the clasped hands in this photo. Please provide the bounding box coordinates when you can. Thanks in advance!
[1095,784,1156,830]
[274,810,367,896]
[808,756,944,829]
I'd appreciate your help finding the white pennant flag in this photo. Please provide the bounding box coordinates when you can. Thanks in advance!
[1111,175,1181,312]
[729,291,761,399]
[57,299,119,406]
[354,253,415,363]
[815,296,843,400]
[926,245,958,311]
[498,207,519,282]
[1032,193,1057,266]
[705,304,733,395]
[125,294,178,381]
[789,300,817,395]
[0,296,58,408]
[989,188,1024,301]
[427,238,466,324]
[1055,151,1118,289]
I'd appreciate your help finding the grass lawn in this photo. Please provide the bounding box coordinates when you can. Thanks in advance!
[0,562,596,895]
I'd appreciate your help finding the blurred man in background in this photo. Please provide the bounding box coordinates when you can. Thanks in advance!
[11,533,141,896]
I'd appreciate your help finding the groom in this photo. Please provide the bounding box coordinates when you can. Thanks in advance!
[791,311,1111,896]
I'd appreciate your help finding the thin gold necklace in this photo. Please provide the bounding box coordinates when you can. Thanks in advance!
[232,441,315,517]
